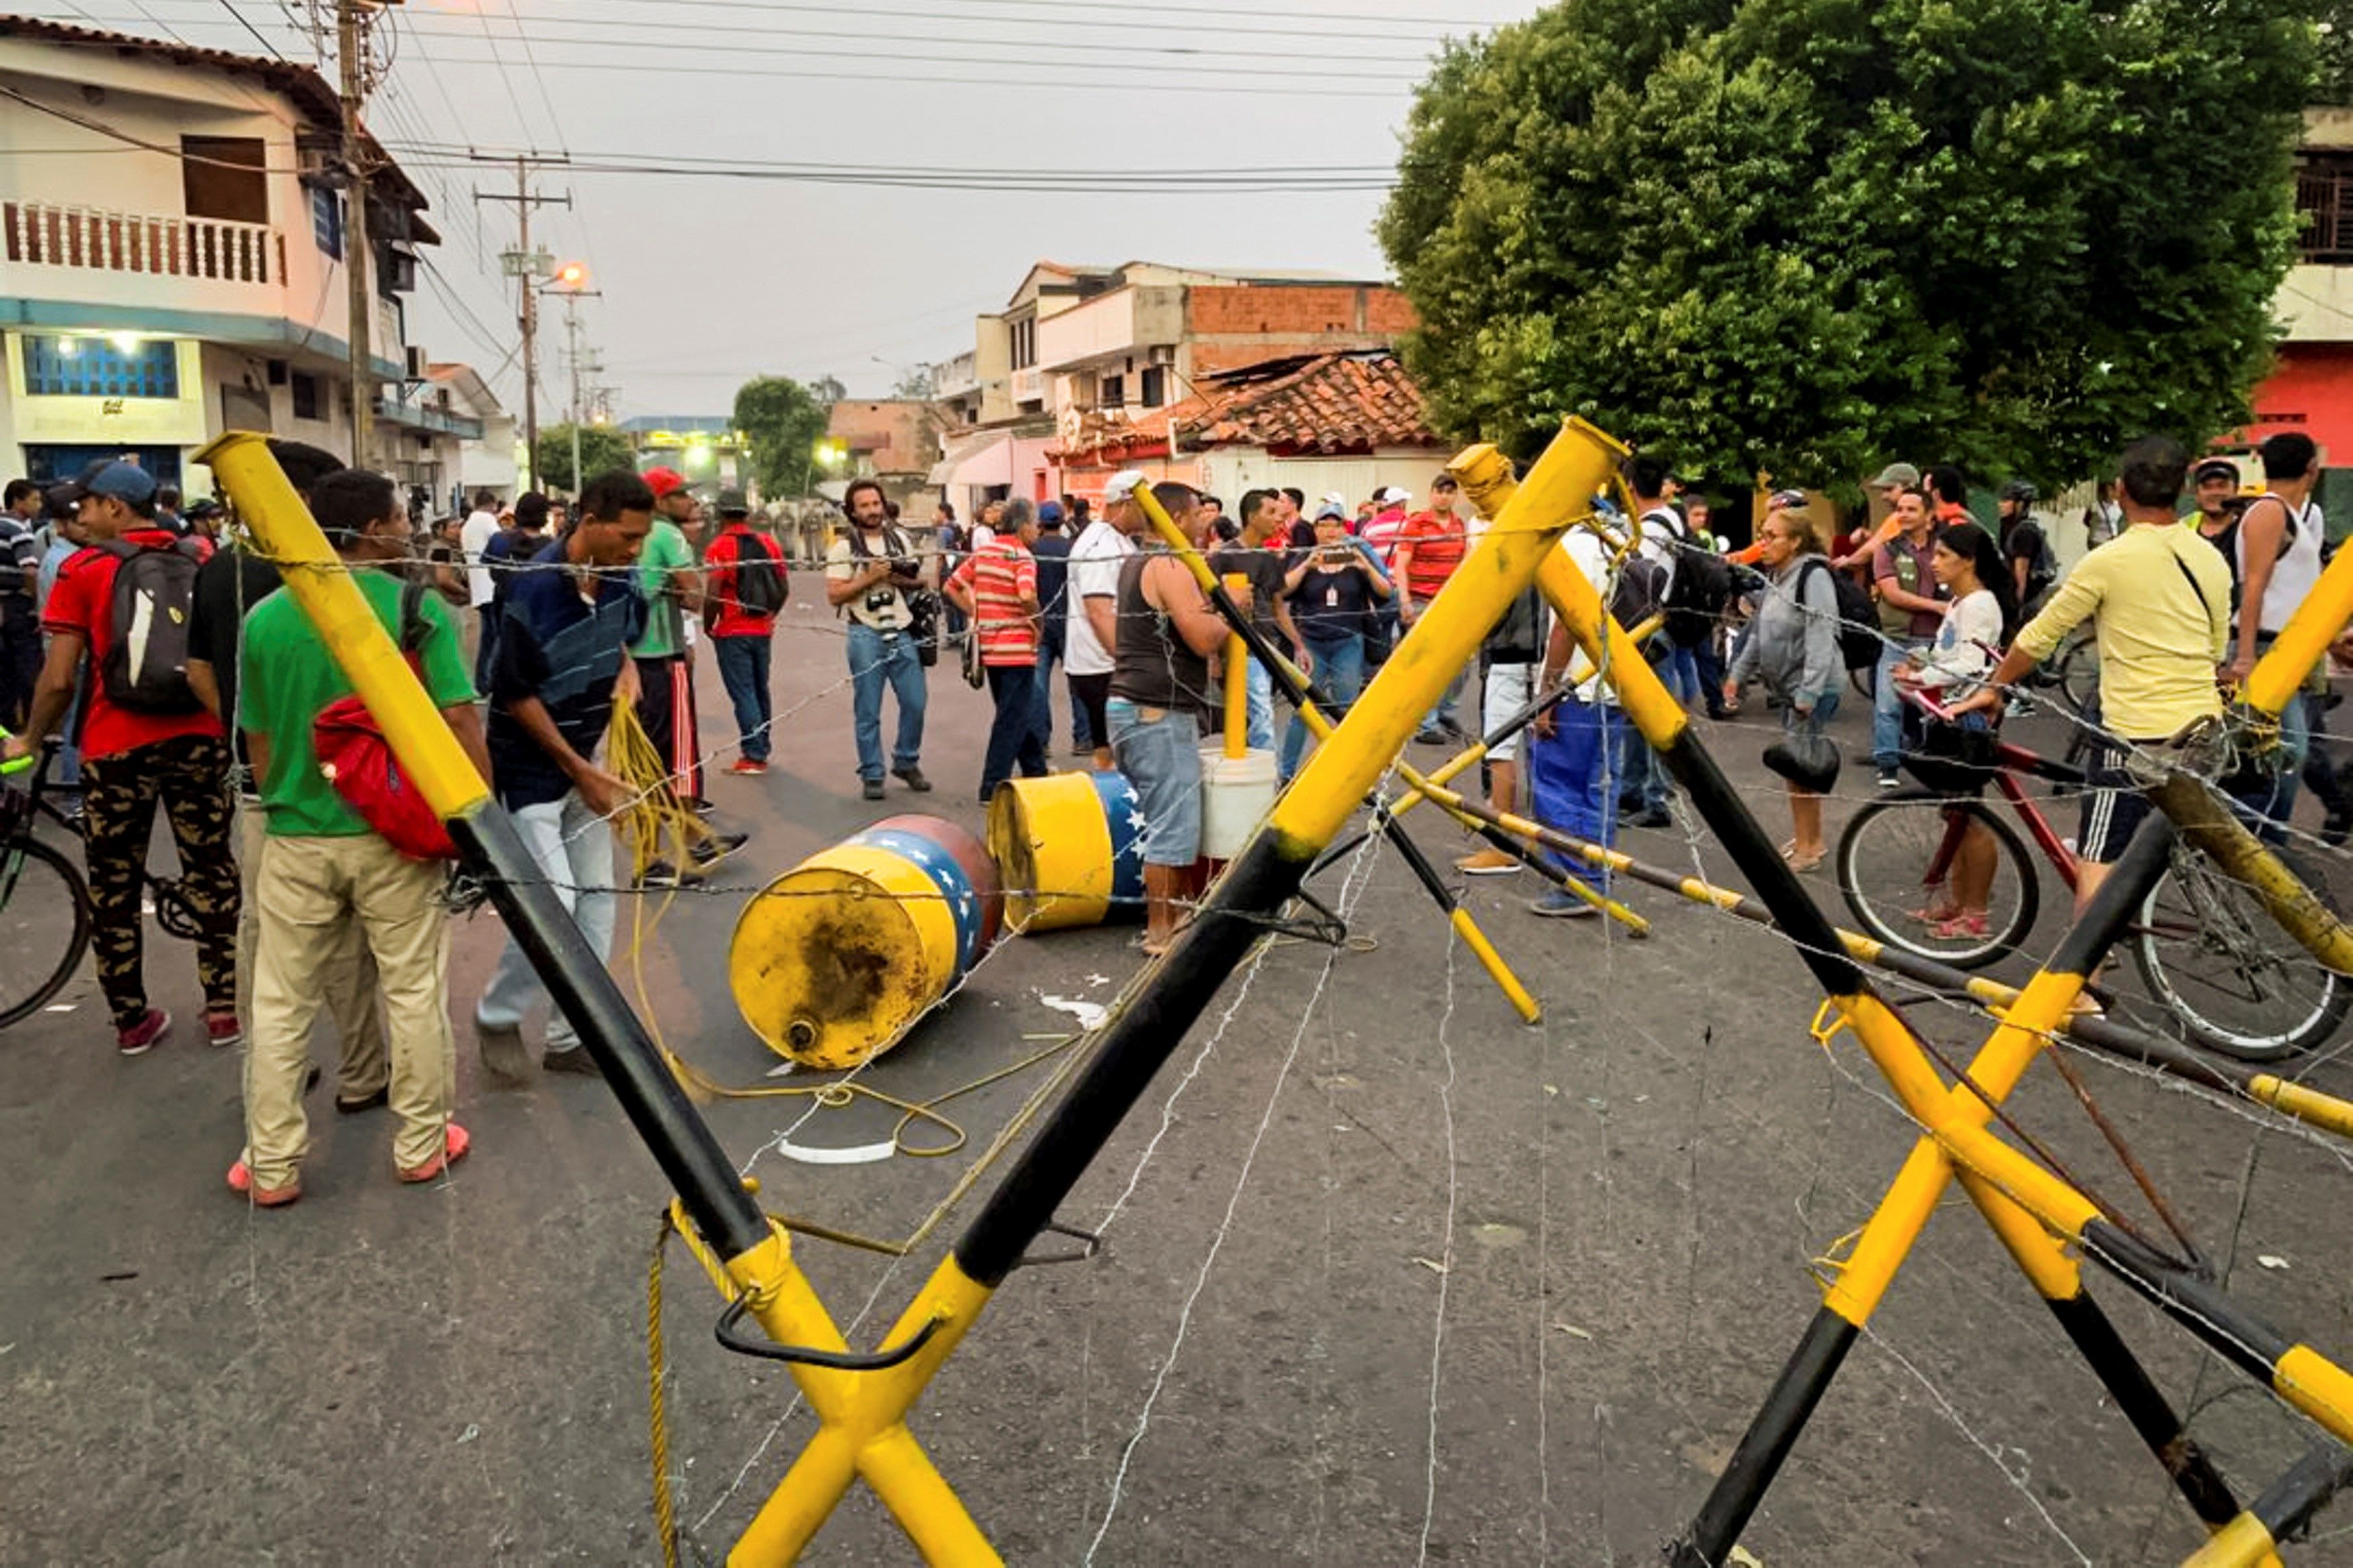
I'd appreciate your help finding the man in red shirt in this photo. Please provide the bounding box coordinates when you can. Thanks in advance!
[3,462,241,1053]
[945,495,1047,806]
[1394,474,1471,742]
[702,493,785,774]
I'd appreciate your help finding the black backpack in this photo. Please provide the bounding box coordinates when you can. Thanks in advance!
[730,532,787,618]
[1663,536,1736,647]
[1800,558,1881,671]
[1607,553,1673,663]
[98,537,204,713]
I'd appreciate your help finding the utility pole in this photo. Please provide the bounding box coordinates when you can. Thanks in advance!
[473,152,570,493]
[335,0,381,468]
[557,286,602,493]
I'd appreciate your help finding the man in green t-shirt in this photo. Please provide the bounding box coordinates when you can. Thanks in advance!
[630,469,707,812]
[227,469,491,1207]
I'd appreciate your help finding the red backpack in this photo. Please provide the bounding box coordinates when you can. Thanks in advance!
[311,578,456,861]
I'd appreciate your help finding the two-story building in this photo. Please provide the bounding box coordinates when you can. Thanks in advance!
[927,261,1420,518]
[0,18,444,493]
[423,362,514,514]
[2248,107,2353,523]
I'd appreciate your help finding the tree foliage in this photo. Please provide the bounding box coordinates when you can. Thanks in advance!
[1380,0,2321,489]
[532,422,636,495]
[734,375,832,499]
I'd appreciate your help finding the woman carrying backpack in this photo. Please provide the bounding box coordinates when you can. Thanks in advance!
[1724,503,1843,872]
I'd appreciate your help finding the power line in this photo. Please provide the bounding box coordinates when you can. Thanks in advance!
[114,0,1511,44]
[214,0,284,58]
[397,51,1406,96]
[376,28,1421,81]
[380,11,1439,65]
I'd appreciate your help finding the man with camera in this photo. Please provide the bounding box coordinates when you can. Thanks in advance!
[825,478,933,802]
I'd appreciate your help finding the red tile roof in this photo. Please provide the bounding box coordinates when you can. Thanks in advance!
[1055,350,1441,464]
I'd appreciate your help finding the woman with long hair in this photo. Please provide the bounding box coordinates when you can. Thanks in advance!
[1722,501,1842,870]
[1894,523,2018,936]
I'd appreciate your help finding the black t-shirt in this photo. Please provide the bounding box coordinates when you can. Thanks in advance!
[1208,544,1290,654]
[1286,552,1379,643]
[2003,516,2051,594]
[1031,532,1073,632]
[186,543,286,769]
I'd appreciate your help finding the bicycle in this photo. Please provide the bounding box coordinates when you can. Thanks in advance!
[1835,688,2351,1061]
[0,734,202,1030]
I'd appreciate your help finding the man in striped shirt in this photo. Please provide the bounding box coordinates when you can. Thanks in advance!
[945,495,1048,806]
[1396,473,1470,743]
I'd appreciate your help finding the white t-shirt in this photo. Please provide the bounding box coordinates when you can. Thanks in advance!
[460,508,502,607]
[1916,587,2003,691]
[1065,520,1135,677]
[2240,495,2325,636]
[1554,530,1620,706]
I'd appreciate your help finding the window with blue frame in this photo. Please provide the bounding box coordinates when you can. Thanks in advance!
[311,185,344,260]
[20,336,180,399]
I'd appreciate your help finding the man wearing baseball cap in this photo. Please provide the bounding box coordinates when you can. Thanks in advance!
[1063,470,1148,770]
[4,460,241,1055]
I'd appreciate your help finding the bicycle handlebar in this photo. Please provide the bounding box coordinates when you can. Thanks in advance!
[0,726,32,777]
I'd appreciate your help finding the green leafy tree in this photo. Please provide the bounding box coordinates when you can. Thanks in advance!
[532,422,636,495]
[734,375,832,499]
[2320,13,2353,103]
[1381,0,2321,489]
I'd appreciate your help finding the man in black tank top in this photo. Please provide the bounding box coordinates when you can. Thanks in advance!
[1104,480,1230,957]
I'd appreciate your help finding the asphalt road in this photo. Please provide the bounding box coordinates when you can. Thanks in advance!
[6,598,2353,1566]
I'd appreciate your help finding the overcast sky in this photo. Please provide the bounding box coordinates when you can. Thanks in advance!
[28,0,1542,418]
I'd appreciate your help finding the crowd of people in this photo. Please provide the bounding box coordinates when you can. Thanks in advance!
[2,421,2344,1198]
[0,448,781,1206]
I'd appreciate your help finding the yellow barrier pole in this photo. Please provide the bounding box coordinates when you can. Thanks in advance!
[202,435,992,1565]
[204,434,489,821]
[1221,572,1249,760]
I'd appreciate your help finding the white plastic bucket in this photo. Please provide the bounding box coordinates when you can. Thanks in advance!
[1199,746,1279,862]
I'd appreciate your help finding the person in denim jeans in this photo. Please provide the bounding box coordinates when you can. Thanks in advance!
[1278,503,1392,782]
[824,479,932,802]
[1868,487,1946,788]
[1105,479,1230,956]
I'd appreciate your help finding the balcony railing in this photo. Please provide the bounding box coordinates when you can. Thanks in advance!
[2297,169,2353,265]
[3,202,284,284]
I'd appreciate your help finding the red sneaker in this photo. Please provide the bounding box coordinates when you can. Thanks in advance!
[204,1010,243,1048]
[116,1007,171,1056]
[397,1122,472,1184]
[725,757,768,776]
[225,1160,303,1207]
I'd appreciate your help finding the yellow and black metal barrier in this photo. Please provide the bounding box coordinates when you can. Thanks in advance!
[202,419,1628,1563]
[205,418,2353,1564]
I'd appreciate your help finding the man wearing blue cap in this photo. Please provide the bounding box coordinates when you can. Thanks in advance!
[3,461,241,1054]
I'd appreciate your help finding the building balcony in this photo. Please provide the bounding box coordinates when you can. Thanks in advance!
[1010,365,1044,405]
[376,394,485,440]
[3,200,285,300]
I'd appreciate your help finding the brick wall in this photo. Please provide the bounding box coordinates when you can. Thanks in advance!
[1187,284,1418,337]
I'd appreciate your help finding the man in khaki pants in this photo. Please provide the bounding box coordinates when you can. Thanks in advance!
[224,469,492,1206]
[188,440,390,1111]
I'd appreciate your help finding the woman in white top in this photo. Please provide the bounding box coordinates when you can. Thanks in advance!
[1893,524,2018,938]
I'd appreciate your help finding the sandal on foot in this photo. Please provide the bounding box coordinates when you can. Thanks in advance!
[397,1123,472,1184]
[226,1160,302,1207]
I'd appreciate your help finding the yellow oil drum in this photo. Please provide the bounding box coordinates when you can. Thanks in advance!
[729,816,1003,1070]
[987,770,1146,932]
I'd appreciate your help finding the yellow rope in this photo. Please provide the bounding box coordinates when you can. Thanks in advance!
[647,1207,680,1568]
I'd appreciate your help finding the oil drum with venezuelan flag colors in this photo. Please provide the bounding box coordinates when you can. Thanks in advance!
[986,770,1145,932]
[729,816,1003,1070]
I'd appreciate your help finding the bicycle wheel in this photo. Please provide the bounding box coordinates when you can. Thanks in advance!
[1836,794,2040,970]
[0,836,93,1029]
[2131,845,2353,1062]
[2055,636,2099,714]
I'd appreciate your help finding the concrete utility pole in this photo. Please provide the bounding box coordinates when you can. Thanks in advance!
[336,0,376,468]
[472,152,570,493]
[557,286,602,493]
